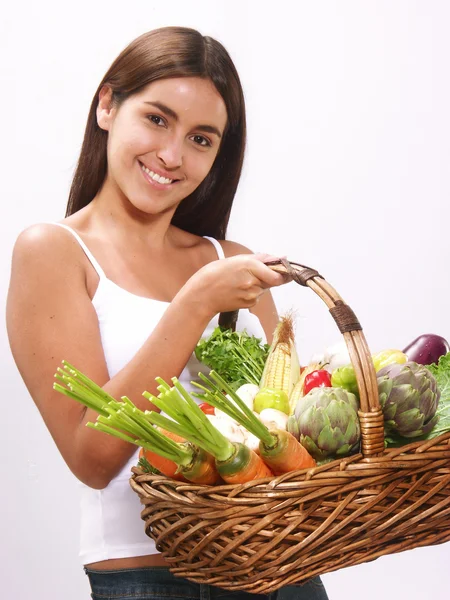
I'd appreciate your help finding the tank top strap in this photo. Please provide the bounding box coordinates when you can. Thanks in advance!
[203,236,225,260]
[53,223,107,279]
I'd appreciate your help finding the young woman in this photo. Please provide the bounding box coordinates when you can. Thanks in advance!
[7,26,328,600]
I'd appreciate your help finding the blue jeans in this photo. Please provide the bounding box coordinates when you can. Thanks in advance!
[85,567,328,600]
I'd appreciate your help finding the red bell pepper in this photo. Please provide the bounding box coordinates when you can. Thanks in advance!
[303,369,332,395]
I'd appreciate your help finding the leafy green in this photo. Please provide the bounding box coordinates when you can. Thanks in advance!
[422,352,450,439]
[194,327,269,389]
[137,456,161,474]
[385,352,450,446]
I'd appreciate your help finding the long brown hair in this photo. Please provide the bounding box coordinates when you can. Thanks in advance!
[66,27,246,239]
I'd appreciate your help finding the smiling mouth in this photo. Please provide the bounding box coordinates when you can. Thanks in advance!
[139,162,180,185]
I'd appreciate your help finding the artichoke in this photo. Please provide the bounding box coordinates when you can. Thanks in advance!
[377,361,440,437]
[288,387,361,460]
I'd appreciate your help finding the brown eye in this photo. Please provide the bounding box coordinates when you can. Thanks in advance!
[191,134,211,147]
[148,115,166,127]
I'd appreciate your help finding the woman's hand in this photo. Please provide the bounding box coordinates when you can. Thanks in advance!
[178,253,289,319]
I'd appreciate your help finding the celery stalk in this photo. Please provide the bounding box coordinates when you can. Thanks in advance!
[143,381,235,462]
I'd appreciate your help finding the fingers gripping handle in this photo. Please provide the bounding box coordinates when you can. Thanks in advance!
[265,259,362,333]
[265,258,323,287]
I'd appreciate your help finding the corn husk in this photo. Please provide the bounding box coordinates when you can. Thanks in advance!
[259,314,300,406]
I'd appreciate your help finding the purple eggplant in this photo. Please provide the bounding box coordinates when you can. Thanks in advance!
[403,334,450,366]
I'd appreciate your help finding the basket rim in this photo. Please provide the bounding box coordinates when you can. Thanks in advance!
[131,430,450,495]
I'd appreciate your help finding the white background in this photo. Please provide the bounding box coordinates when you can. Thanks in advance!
[1,1,449,598]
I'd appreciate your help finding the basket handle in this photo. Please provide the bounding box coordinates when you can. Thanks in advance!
[218,258,385,458]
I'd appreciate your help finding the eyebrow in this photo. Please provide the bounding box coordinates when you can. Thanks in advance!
[144,101,223,139]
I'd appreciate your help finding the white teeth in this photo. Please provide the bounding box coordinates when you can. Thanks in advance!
[140,163,173,185]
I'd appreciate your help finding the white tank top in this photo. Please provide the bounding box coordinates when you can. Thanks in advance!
[54,223,267,564]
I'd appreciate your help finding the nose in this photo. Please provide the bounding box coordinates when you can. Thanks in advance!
[156,134,183,169]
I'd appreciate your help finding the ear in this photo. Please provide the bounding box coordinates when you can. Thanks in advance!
[96,86,115,131]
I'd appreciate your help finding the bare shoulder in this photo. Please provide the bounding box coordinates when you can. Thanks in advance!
[14,222,74,257]
[8,222,90,321]
[219,239,253,257]
[11,222,86,276]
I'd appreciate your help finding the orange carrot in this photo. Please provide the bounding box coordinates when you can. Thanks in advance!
[138,438,220,485]
[182,447,222,484]
[210,441,274,484]
[154,429,220,484]
[158,428,185,443]
[138,427,188,480]
[221,443,273,484]
[138,447,186,481]
[259,429,316,474]
[139,445,221,485]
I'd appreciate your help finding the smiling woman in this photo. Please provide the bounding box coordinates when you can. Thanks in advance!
[66,27,245,239]
[6,26,328,600]
[96,77,228,217]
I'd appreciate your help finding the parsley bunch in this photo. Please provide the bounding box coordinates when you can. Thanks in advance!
[195,327,270,390]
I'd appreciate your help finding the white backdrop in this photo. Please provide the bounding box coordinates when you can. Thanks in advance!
[1,1,449,598]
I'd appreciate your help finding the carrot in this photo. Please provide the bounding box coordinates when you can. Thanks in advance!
[138,442,219,485]
[158,428,185,443]
[53,361,220,485]
[144,378,274,484]
[150,429,220,483]
[259,429,316,474]
[181,447,222,484]
[138,447,186,481]
[194,371,316,474]
[219,443,273,484]
[138,427,187,480]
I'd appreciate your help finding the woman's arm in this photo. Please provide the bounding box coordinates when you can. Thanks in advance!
[6,225,285,489]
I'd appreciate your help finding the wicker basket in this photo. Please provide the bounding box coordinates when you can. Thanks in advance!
[130,259,450,594]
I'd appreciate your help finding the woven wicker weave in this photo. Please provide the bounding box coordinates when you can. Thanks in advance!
[130,260,450,594]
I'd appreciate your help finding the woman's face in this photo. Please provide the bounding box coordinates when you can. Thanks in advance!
[97,77,228,217]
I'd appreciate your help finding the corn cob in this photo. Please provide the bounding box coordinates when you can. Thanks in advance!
[289,362,322,413]
[259,314,300,403]
[289,380,304,412]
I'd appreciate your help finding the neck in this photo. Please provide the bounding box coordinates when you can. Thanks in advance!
[86,178,181,250]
